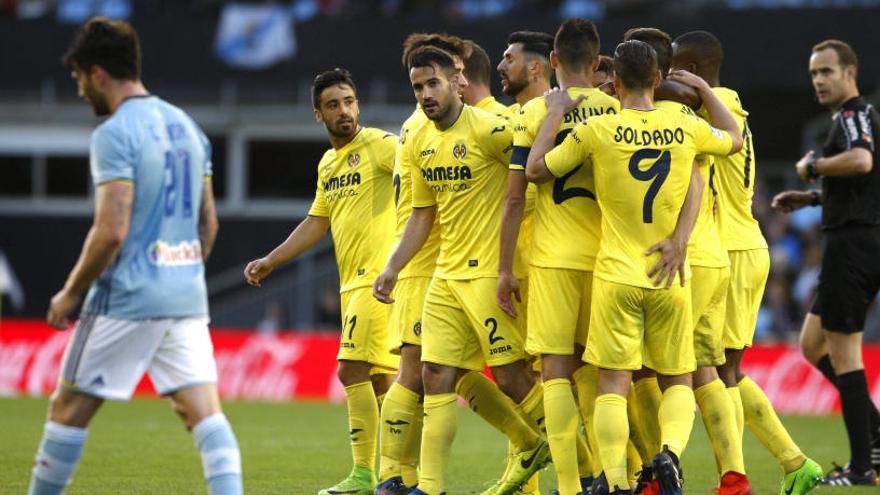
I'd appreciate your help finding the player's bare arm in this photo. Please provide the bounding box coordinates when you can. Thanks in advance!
[668,69,743,153]
[795,148,872,182]
[655,78,702,110]
[373,205,436,304]
[524,88,585,183]
[497,171,527,318]
[198,178,219,261]
[771,190,821,213]
[243,215,330,287]
[47,181,133,329]
[646,161,704,289]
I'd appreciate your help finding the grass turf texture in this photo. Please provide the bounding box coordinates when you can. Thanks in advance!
[0,397,874,494]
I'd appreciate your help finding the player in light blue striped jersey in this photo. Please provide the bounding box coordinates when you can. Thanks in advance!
[27,17,242,495]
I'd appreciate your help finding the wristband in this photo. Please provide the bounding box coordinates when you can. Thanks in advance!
[810,190,821,206]
[806,156,819,180]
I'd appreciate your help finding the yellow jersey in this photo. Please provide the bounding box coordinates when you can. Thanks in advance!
[392,107,441,279]
[700,88,767,251]
[544,107,734,289]
[309,127,397,292]
[475,96,514,119]
[512,87,620,271]
[656,100,729,268]
[410,105,513,279]
[508,102,521,115]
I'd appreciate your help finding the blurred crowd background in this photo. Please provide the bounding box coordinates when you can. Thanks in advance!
[1,0,879,341]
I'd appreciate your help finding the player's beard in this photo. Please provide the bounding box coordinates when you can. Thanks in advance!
[326,117,358,138]
[83,81,111,116]
[501,69,528,98]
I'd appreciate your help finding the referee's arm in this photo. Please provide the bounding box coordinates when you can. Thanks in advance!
[814,147,873,176]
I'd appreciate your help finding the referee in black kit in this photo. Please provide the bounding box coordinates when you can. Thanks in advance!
[773,39,880,487]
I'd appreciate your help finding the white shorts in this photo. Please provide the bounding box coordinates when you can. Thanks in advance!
[59,315,218,400]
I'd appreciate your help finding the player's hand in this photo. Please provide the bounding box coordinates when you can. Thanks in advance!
[667,70,710,93]
[598,81,617,97]
[496,271,522,319]
[645,237,688,289]
[373,268,398,304]
[47,288,80,330]
[544,87,586,116]
[771,190,814,213]
[795,150,816,183]
[244,258,274,287]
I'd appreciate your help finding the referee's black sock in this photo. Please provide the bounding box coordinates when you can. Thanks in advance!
[817,354,880,437]
[835,369,873,474]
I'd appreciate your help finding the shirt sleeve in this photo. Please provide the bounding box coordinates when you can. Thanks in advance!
[308,165,330,218]
[839,106,876,152]
[544,121,591,178]
[90,124,134,185]
[409,138,436,208]
[376,132,398,173]
[692,117,734,156]
[510,106,533,171]
[487,118,514,166]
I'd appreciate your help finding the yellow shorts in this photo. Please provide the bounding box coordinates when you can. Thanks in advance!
[388,276,430,353]
[421,277,526,371]
[338,287,399,371]
[585,278,695,375]
[526,267,592,356]
[691,266,730,367]
[724,249,770,350]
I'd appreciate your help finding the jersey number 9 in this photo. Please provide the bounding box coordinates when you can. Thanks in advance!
[628,148,670,224]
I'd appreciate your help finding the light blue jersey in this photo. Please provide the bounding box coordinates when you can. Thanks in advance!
[82,96,211,319]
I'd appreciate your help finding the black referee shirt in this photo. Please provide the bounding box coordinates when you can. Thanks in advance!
[820,96,880,230]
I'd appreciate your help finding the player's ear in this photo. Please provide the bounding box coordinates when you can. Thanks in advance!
[590,57,600,74]
[653,70,662,88]
[549,51,559,70]
[314,107,324,124]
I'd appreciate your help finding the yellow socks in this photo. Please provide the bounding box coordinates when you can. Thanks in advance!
[695,379,745,475]
[727,385,745,440]
[419,393,458,495]
[594,393,630,491]
[519,382,545,431]
[400,402,423,486]
[573,364,600,476]
[658,384,696,458]
[455,371,539,451]
[627,389,652,465]
[738,376,806,473]
[378,382,421,482]
[544,379,581,495]
[632,377,663,456]
[344,381,380,471]
[576,428,593,478]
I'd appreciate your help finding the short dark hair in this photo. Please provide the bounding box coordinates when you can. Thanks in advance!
[596,54,613,74]
[463,40,492,86]
[507,30,554,60]
[812,39,858,68]
[613,40,657,90]
[673,31,723,70]
[311,68,357,109]
[554,18,600,72]
[407,45,457,74]
[62,17,141,80]
[401,33,469,69]
[624,27,672,75]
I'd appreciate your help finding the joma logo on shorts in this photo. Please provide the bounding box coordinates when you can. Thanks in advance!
[489,345,513,355]
[341,342,356,349]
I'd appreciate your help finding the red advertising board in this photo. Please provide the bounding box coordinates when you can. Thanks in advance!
[2,318,880,414]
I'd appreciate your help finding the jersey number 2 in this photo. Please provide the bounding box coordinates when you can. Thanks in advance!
[552,128,595,204]
[628,148,670,224]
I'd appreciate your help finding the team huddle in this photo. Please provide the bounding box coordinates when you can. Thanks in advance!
[245,19,825,495]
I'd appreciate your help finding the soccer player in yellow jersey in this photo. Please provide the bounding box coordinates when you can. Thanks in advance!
[672,31,823,495]
[498,31,555,116]
[528,40,744,494]
[374,46,551,495]
[243,70,398,495]
[502,18,620,495]
[377,33,470,495]
[625,27,751,495]
[462,40,512,119]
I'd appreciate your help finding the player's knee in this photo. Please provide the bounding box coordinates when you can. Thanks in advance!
[422,363,455,394]
[336,361,370,387]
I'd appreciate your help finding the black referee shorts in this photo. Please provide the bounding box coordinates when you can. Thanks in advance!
[810,225,880,333]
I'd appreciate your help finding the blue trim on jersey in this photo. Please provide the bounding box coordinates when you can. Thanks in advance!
[511,145,531,166]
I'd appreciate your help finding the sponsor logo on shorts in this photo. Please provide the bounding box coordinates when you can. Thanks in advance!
[489,344,513,355]
[340,342,356,349]
[413,321,422,336]
[147,240,202,266]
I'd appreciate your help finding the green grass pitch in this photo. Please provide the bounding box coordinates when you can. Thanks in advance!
[0,397,876,494]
